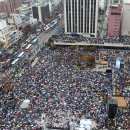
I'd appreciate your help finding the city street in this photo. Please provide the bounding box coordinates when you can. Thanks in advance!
[29,25,60,61]
[0,24,60,78]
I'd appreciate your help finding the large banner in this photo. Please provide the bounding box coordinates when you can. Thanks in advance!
[115,58,121,69]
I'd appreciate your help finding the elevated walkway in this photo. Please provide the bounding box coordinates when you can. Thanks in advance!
[54,41,130,48]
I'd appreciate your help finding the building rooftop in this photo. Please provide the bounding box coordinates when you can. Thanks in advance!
[0,19,7,30]
[111,0,121,7]
[37,0,61,6]
[113,0,120,3]
[32,2,48,7]
[15,4,31,11]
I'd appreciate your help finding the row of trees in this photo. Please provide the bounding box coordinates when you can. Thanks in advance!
[77,55,95,69]
[21,24,37,36]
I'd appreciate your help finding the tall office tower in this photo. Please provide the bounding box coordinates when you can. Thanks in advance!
[32,3,50,22]
[64,0,99,37]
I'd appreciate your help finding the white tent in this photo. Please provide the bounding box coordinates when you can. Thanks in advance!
[80,119,92,130]
[20,99,30,108]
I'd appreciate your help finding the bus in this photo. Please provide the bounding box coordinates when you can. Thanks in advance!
[31,36,37,41]
[26,37,32,43]
[26,36,37,43]
[32,38,38,45]
[50,19,58,29]
[17,51,25,58]
[25,44,33,51]
[11,58,20,67]
[52,21,58,29]
[44,26,50,32]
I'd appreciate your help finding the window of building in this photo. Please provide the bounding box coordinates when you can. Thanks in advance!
[111,13,121,15]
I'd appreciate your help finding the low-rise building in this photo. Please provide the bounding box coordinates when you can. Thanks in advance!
[0,20,11,45]
[14,4,32,15]
[0,19,23,46]
[0,12,8,19]
[10,30,23,43]
[8,13,24,29]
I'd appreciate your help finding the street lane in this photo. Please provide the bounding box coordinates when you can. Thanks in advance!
[29,26,59,61]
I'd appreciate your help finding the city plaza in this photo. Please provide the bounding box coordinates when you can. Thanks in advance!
[0,44,129,130]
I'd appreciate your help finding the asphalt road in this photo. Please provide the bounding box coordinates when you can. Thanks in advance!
[0,25,60,78]
[29,25,59,61]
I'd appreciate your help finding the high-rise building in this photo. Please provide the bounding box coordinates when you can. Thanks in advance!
[0,0,22,16]
[107,0,122,37]
[121,3,130,36]
[32,3,50,22]
[64,0,99,37]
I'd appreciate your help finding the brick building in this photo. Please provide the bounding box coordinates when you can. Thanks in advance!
[107,0,122,37]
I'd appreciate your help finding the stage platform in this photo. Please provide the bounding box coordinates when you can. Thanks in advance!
[112,96,127,108]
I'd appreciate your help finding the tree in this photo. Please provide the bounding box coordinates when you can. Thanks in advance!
[22,24,31,35]
[48,38,54,46]
[70,45,76,50]
[48,38,58,50]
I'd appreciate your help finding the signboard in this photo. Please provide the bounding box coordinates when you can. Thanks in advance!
[115,58,121,69]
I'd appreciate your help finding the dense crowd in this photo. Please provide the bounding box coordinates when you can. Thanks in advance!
[0,45,129,130]
[98,50,130,129]
[53,34,130,45]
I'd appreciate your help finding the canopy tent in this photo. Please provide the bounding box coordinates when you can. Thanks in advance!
[80,119,92,130]
[20,99,30,108]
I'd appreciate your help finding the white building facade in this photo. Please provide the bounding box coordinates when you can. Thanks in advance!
[121,3,130,36]
[0,20,10,44]
[64,0,99,37]
[0,19,23,46]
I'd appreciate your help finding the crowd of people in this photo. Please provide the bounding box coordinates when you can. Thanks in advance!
[53,34,130,45]
[98,50,130,129]
[0,45,129,129]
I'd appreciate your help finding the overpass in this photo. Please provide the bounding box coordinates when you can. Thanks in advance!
[54,41,130,48]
